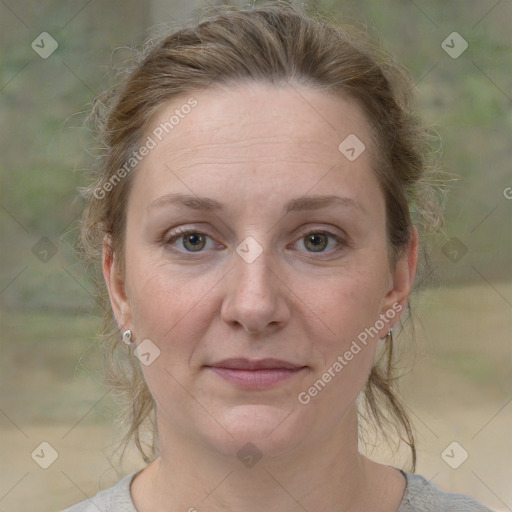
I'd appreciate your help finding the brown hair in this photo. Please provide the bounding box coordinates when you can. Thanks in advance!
[79,0,443,471]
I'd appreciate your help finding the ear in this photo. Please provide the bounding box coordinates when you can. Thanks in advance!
[379,227,419,334]
[102,236,131,331]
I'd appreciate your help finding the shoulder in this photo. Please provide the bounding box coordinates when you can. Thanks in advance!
[59,472,138,512]
[398,472,495,512]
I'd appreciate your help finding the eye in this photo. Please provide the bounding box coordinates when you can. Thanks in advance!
[163,228,343,255]
[165,229,218,252]
[295,231,342,253]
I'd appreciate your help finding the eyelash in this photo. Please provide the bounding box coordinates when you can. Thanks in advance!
[163,227,345,255]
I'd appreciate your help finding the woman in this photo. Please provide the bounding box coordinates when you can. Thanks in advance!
[64,2,493,511]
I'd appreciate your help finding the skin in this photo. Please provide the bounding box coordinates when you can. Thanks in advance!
[103,82,418,512]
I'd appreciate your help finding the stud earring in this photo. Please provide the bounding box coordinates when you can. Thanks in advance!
[122,329,134,345]
[378,328,393,344]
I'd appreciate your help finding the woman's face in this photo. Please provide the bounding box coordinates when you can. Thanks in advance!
[104,83,416,458]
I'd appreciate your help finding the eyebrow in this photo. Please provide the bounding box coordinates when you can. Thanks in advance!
[147,193,364,214]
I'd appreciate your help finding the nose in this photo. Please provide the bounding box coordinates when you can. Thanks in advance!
[220,245,291,335]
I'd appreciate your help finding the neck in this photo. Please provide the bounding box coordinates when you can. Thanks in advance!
[131,405,402,512]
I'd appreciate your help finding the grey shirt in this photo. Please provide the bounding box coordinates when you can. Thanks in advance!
[61,470,494,511]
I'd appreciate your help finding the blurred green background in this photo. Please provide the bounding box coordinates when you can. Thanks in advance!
[0,1,510,511]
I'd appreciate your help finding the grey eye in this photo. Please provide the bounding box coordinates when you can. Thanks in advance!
[182,233,207,251]
[303,233,330,252]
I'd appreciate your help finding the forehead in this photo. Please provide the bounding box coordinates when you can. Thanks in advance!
[131,82,378,206]
[145,82,371,166]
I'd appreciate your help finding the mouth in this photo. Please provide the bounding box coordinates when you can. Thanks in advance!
[205,358,307,390]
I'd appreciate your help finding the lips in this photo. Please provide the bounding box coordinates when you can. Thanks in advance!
[209,358,303,370]
[205,358,306,389]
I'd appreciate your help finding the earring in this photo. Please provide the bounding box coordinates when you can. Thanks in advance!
[122,329,134,345]
[378,329,393,344]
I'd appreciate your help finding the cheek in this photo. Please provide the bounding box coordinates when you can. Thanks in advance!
[300,260,389,378]
[306,264,389,341]
[127,261,216,340]
[124,263,218,411]
[294,269,387,419]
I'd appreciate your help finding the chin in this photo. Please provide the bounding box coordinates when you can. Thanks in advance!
[201,403,308,460]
